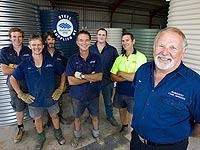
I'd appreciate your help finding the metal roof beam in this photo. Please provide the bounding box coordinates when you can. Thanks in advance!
[50,0,56,9]
[110,0,127,27]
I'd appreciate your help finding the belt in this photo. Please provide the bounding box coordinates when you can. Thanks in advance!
[138,135,174,146]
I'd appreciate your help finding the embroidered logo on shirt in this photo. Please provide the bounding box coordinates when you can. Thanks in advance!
[46,64,53,67]
[56,58,61,61]
[168,91,186,100]
[23,54,30,57]
[90,60,96,64]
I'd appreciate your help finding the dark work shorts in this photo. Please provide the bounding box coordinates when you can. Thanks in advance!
[113,91,134,114]
[7,78,27,112]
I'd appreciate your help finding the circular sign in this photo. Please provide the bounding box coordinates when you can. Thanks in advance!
[53,14,78,42]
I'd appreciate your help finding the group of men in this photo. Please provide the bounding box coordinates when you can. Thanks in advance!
[0,26,199,150]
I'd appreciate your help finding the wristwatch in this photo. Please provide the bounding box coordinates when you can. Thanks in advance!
[81,74,85,79]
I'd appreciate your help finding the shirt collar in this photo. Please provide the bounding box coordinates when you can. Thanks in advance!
[9,44,25,51]
[151,61,186,79]
[94,41,109,49]
[78,50,92,60]
[132,48,137,54]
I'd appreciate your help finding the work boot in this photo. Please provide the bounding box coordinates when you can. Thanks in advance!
[71,137,81,147]
[107,116,118,126]
[14,127,25,143]
[54,128,66,145]
[92,129,104,145]
[71,130,81,147]
[35,131,46,150]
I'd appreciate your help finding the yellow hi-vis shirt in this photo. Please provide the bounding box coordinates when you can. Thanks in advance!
[110,50,147,75]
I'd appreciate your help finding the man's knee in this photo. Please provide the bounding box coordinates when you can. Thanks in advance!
[50,114,59,120]
[91,116,98,122]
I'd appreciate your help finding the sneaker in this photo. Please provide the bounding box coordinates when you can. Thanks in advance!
[14,127,25,143]
[119,126,129,135]
[107,116,118,126]
[94,136,105,145]
[71,137,80,147]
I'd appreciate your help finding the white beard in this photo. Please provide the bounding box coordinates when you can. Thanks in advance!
[155,54,174,70]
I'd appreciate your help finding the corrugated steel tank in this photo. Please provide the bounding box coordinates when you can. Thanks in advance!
[40,10,79,58]
[167,0,200,74]
[125,29,160,61]
[0,0,41,126]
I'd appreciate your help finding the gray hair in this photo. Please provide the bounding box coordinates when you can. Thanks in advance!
[153,27,188,51]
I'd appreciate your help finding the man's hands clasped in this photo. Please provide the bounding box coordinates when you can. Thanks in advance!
[17,91,35,104]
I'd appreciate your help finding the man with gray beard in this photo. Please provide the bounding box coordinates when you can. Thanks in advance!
[130,27,200,150]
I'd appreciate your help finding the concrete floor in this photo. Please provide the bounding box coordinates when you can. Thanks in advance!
[0,93,199,150]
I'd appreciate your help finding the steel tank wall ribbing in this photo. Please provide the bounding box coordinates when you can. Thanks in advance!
[125,29,160,61]
[40,10,79,58]
[0,0,41,126]
[167,0,200,74]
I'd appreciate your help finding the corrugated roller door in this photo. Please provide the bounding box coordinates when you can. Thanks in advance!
[167,0,200,74]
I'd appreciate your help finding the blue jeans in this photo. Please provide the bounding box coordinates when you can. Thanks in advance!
[101,83,114,118]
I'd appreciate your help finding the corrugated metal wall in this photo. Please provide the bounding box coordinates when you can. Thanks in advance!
[27,0,166,29]
[167,0,200,74]
[0,0,41,126]
[125,29,160,61]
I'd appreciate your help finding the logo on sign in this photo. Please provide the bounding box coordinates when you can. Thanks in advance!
[53,14,78,41]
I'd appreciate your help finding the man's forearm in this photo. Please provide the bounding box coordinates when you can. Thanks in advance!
[110,73,126,82]
[84,72,102,82]
[9,75,22,94]
[1,64,16,75]
[59,71,66,89]
[117,71,135,81]
[68,76,88,85]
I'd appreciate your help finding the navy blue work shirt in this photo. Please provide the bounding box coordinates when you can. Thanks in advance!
[90,42,118,86]
[0,44,31,65]
[132,61,200,143]
[12,55,65,107]
[66,52,102,101]
[43,47,67,67]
